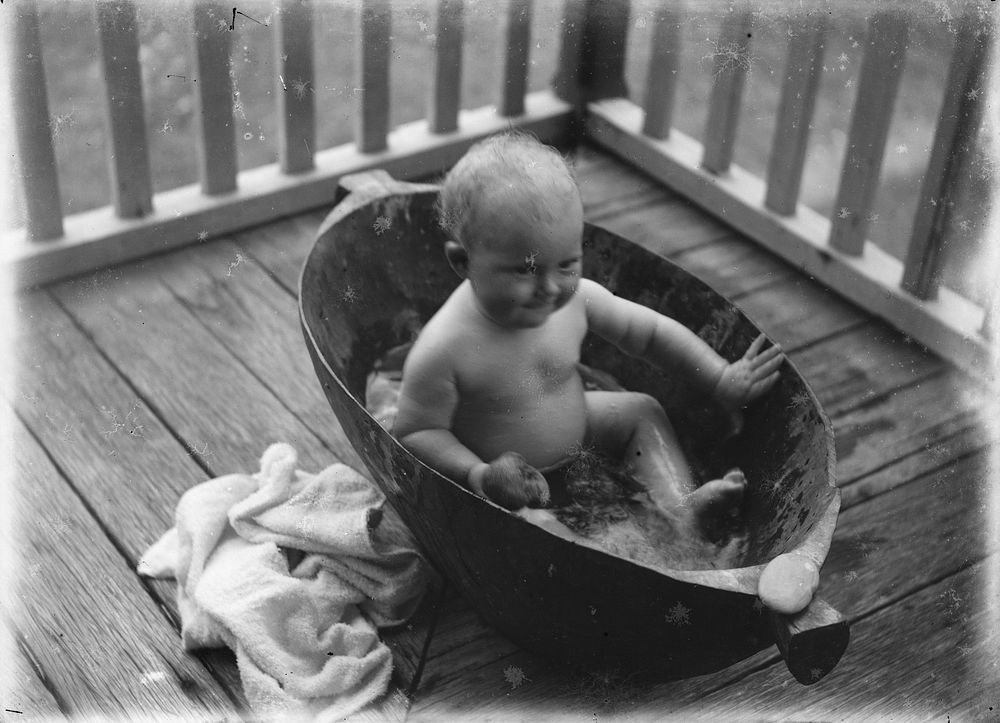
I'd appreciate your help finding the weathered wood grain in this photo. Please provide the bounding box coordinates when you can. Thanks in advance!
[764,17,826,216]
[788,321,946,420]
[6,409,239,720]
[733,276,868,352]
[832,368,994,486]
[701,7,754,174]
[275,0,315,174]
[668,555,997,719]
[12,291,206,557]
[828,11,909,256]
[48,265,331,475]
[669,236,795,301]
[901,11,992,300]
[8,0,63,240]
[593,196,734,257]
[96,0,153,219]
[641,3,681,140]
[153,241,364,470]
[428,0,464,134]
[499,0,532,118]
[45,251,434,715]
[191,1,237,194]
[2,622,66,721]
[409,444,998,719]
[357,0,391,153]
[10,291,250,709]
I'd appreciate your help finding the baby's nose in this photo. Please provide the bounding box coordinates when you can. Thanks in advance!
[538,273,560,296]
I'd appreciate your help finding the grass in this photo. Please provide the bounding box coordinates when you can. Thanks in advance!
[16,0,995,301]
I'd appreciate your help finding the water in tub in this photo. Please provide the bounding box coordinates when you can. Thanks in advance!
[366,351,748,573]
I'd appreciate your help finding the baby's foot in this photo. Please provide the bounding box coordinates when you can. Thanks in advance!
[685,468,746,533]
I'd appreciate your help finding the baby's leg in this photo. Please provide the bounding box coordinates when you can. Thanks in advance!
[584,391,745,536]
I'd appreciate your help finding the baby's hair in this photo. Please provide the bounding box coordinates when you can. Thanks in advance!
[437,131,579,248]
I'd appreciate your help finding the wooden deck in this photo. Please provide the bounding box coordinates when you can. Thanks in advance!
[5,145,998,722]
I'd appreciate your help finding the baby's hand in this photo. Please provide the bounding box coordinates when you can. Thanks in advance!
[713,333,784,413]
[475,452,550,510]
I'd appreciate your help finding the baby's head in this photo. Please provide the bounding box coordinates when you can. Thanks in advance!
[438,132,584,328]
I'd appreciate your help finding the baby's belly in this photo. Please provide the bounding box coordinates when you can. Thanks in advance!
[454,380,588,469]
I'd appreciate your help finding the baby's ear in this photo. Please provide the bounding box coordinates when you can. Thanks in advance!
[444,241,470,278]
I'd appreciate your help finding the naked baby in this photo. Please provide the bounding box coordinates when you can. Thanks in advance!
[392,132,784,542]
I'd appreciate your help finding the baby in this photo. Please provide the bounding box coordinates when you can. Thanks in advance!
[392,133,783,540]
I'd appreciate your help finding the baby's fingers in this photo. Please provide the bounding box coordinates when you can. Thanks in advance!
[743,333,767,359]
[750,341,782,367]
[752,347,784,378]
[748,369,781,400]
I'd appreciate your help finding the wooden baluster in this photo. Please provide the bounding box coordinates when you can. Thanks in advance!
[429,0,464,134]
[901,14,992,300]
[9,0,63,240]
[765,17,826,216]
[96,0,153,218]
[828,11,908,256]
[499,0,532,118]
[702,7,754,174]
[191,1,237,195]
[275,0,315,173]
[357,0,391,153]
[642,2,682,140]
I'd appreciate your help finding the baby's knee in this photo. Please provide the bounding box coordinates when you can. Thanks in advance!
[625,392,665,420]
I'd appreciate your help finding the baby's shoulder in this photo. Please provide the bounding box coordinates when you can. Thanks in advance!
[406,291,474,366]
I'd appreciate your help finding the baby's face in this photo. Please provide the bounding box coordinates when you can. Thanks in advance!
[465,202,583,329]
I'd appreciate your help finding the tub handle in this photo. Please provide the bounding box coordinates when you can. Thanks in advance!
[769,598,850,685]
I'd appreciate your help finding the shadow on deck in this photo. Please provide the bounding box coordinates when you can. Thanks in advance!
[6,146,998,721]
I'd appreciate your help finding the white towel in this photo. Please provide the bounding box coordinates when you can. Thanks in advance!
[138,443,427,722]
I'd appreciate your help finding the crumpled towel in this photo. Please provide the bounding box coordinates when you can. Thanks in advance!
[138,443,427,722]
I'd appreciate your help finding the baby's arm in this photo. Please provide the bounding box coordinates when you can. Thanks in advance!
[581,279,782,407]
[393,345,548,508]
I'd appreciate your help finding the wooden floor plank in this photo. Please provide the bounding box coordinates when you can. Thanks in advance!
[670,556,998,720]
[149,237,435,704]
[2,621,66,721]
[45,255,425,718]
[788,321,947,420]
[6,409,239,721]
[733,276,868,353]
[668,235,797,301]
[409,443,997,719]
[832,369,993,487]
[48,265,332,476]
[154,239,364,471]
[10,291,250,712]
[594,196,734,257]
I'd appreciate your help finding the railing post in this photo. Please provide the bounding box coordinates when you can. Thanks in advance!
[8,0,64,240]
[641,2,682,140]
[765,16,826,216]
[701,6,754,175]
[901,14,992,301]
[96,0,153,218]
[828,11,908,256]
[275,0,315,174]
[429,0,464,134]
[553,0,630,107]
[356,0,391,152]
[499,0,533,118]
[191,1,237,195]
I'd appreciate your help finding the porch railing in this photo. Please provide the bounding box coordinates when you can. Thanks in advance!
[4,0,996,381]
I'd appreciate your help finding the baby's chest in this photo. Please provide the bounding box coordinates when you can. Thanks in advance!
[459,332,582,398]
